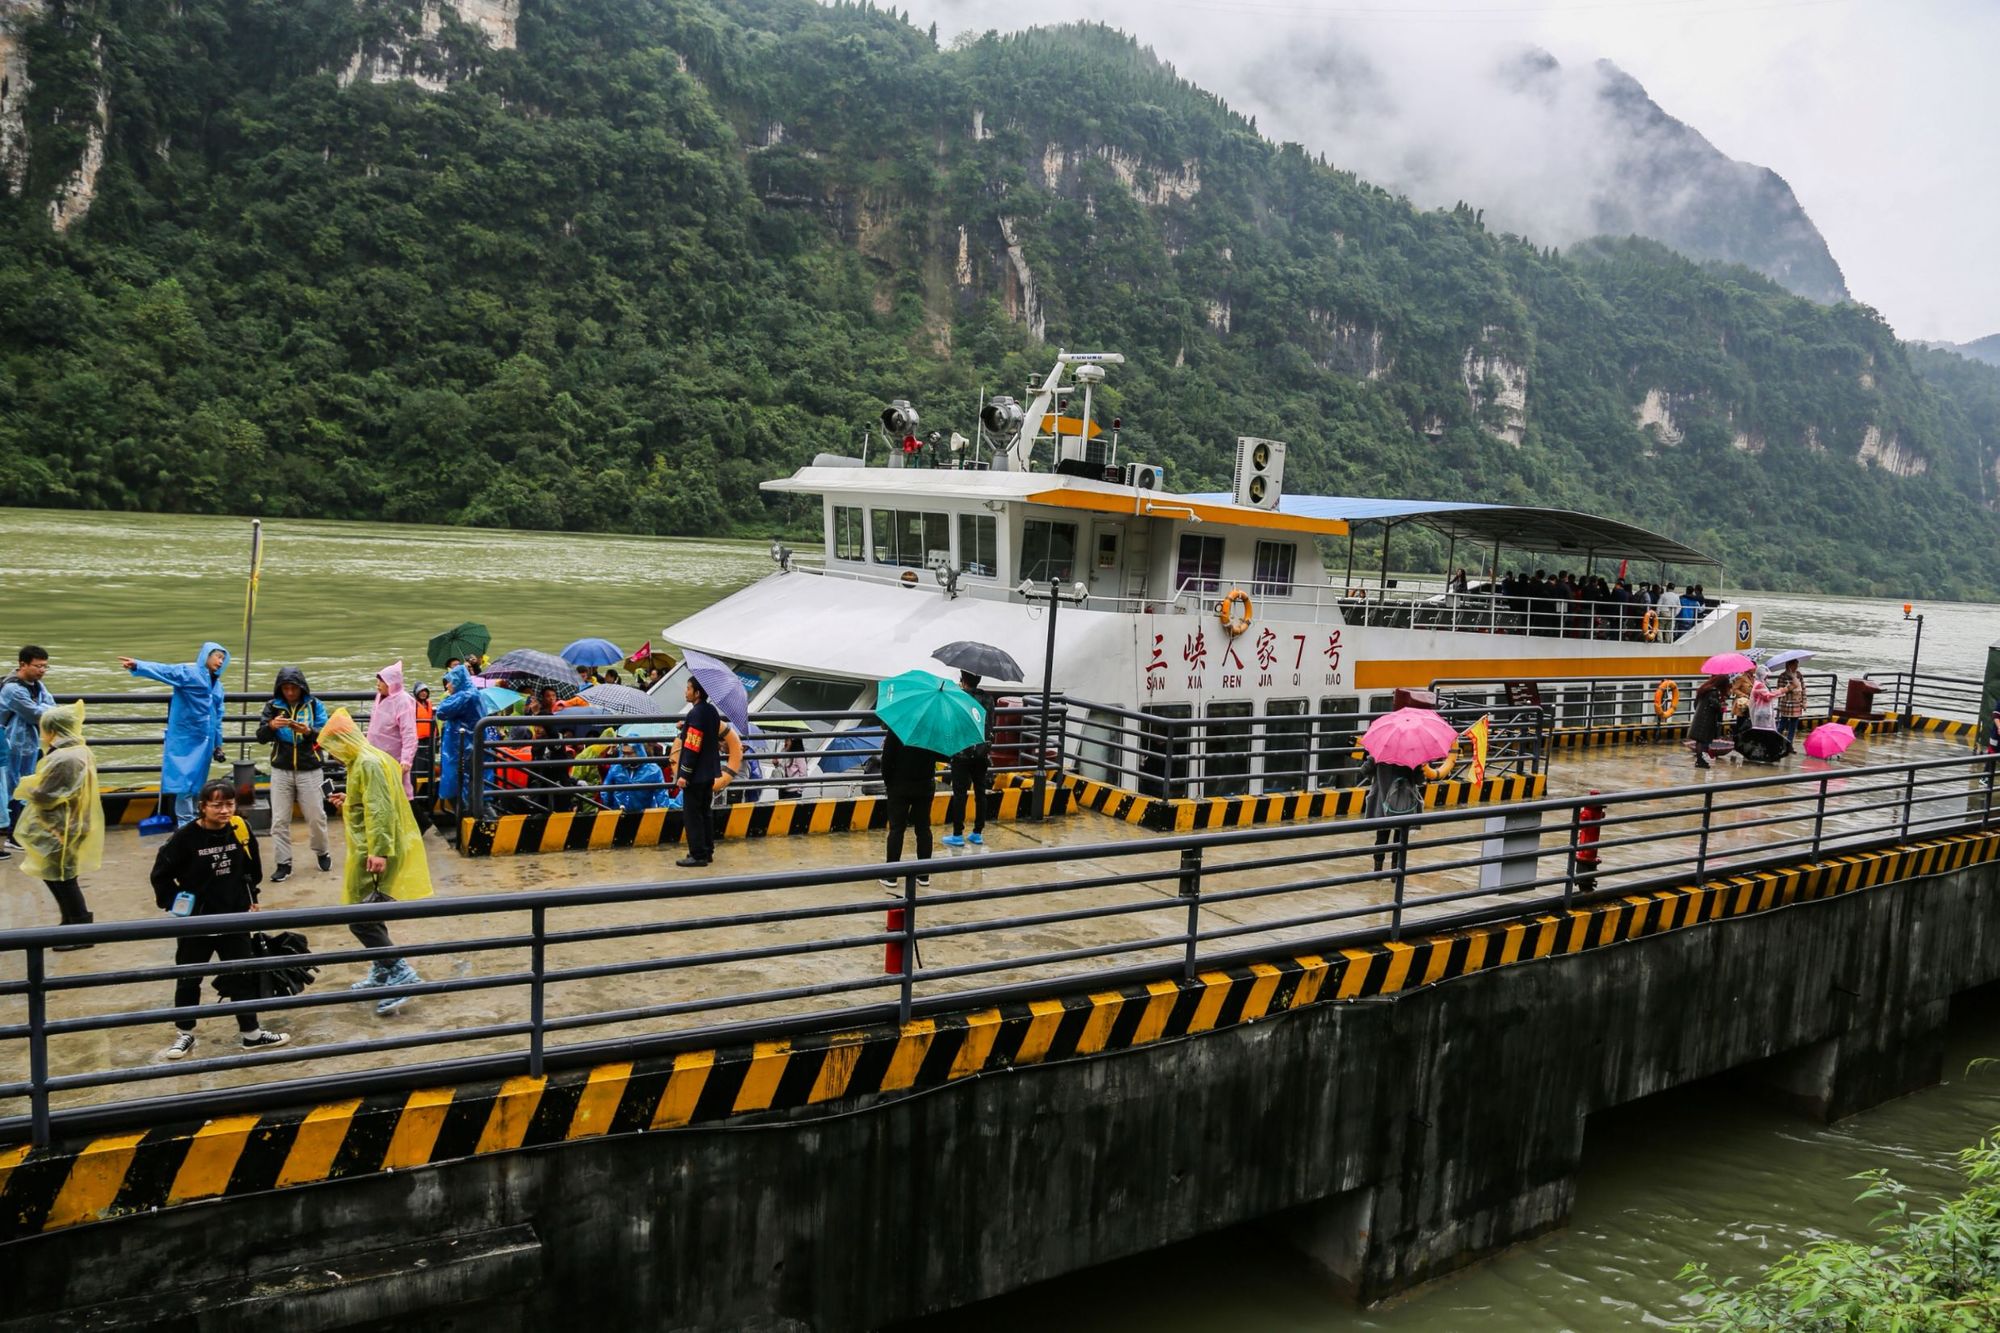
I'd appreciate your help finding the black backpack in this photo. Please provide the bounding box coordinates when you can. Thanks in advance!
[213,931,319,1001]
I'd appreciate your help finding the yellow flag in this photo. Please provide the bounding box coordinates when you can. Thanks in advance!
[1464,714,1491,786]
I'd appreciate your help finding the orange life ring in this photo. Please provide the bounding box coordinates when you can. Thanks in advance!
[1654,678,1680,720]
[1217,588,1253,637]
[1641,609,1659,642]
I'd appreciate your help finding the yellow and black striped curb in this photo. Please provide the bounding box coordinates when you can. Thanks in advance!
[6,826,1995,1244]
[1061,773,1546,833]
[457,785,1074,858]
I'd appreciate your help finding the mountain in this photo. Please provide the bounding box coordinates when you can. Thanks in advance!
[1225,41,1849,306]
[1946,334,2000,368]
[0,0,1996,600]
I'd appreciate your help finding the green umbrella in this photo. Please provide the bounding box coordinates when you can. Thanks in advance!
[428,621,491,669]
[875,669,986,756]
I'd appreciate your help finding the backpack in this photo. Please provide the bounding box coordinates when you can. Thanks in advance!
[1379,766,1424,817]
[212,931,318,1002]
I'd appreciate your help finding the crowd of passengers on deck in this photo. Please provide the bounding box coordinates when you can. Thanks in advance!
[1399,570,1716,641]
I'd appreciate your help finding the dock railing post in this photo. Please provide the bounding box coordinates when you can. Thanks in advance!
[1178,846,1202,979]
[1390,823,1410,941]
[1984,752,1997,829]
[468,723,488,821]
[1900,763,1917,841]
[1562,804,1582,909]
[899,873,919,1024]
[1695,789,1715,881]
[529,906,546,1077]
[27,945,49,1148]
[1812,777,1830,856]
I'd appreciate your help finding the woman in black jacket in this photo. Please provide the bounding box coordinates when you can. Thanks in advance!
[150,780,290,1060]
[1690,676,1727,770]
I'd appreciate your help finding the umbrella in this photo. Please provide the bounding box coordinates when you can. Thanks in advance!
[1700,652,1757,676]
[476,684,525,715]
[617,722,675,740]
[1764,649,1816,669]
[683,650,751,737]
[582,683,665,717]
[484,648,584,696]
[819,729,880,774]
[546,705,617,734]
[1804,722,1856,759]
[427,622,491,670]
[875,669,987,756]
[562,637,626,668]
[932,641,1026,683]
[1360,708,1459,768]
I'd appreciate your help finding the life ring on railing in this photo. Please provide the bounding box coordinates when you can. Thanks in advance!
[1641,609,1659,642]
[1654,678,1680,720]
[1217,588,1254,637]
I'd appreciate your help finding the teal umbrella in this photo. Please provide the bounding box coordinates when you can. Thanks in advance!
[875,669,985,756]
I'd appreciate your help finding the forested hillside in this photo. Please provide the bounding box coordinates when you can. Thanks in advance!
[1,0,1997,598]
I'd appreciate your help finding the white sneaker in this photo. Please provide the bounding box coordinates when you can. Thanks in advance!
[240,1029,290,1051]
[159,1032,196,1061]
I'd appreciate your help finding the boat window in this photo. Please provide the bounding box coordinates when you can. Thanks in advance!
[1176,534,1224,595]
[1020,519,1077,583]
[833,506,865,562]
[959,513,997,577]
[768,674,867,720]
[1252,541,1296,596]
[1264,699,1310,792]
[1139,704,1191,799]
[1204,701,1254,798]
[871,508,949,568]
[1317,696,1363,788]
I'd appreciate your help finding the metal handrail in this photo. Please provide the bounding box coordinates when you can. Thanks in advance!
[5,749,1993,1146]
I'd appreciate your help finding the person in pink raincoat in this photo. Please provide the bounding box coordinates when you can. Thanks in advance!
[365,661,419,796]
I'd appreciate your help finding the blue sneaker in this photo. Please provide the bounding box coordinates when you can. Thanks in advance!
[968,832,984,845]
[942,834,966,847]
[375,961,420,1015]
[349,963,388,991]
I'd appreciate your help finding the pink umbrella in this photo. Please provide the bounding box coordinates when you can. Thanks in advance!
[1361,708,1460,767]
[1804,722,1856,759]
[1701,652,1757,676]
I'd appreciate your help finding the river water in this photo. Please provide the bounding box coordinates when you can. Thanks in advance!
[4,506,2000,1330]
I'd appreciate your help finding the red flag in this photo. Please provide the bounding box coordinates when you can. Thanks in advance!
[1616,558,1629,581]
[632,640,652,661]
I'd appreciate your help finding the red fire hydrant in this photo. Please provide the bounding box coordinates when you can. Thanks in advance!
[1576,791,1605,892]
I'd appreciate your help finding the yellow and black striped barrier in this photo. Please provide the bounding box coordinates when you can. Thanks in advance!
[457,784,1074,858]
[1062,772,1546,833]
[6,826,1994,1242]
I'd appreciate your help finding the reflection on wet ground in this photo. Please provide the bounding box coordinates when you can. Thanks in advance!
[1,727,1983,1122]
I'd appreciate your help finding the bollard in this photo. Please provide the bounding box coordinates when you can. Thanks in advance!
[232,759,270,832]
[1576,790,1604,894]
[884,906,906,975]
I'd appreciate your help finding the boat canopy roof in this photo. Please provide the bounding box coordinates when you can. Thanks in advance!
[1187,493,1717,566]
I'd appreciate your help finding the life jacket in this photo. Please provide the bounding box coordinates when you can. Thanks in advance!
[414,697,435,740]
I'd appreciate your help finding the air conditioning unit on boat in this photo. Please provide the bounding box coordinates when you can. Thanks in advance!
[1125,462,1165,491]
[1232,436,1286,510]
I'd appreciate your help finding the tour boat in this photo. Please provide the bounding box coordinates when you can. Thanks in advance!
[658,351,1751,766]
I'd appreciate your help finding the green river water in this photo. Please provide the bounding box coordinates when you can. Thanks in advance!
[5,505,2000,1331]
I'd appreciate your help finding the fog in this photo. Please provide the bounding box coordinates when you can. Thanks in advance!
[892,0,2000,344]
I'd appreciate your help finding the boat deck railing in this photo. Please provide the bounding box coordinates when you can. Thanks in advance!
[5,749,1994,1146]
[1865,672,1989,723]
[1429,673,1844,732]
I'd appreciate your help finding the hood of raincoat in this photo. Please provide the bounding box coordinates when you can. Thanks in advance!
[273,665,312,697]
[377,661,405,695]
[320,708,367,766]
[199,640,231,678]
[38,700,86,748]
[444,664,474,696]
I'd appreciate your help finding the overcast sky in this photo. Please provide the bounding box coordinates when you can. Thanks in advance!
[895,0,1998,344]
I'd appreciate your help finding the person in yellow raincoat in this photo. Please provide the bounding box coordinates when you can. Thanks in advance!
[319,709,433,1014]
[14,701,101,946]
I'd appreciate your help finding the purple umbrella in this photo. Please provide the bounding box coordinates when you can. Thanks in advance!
[682,650,751,738]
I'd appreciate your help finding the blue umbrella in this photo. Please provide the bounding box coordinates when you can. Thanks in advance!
[617,722,675,740]
[819,729,881,774]
[682,650,751,738]
[563,637,626,668]
[477,684,525,714]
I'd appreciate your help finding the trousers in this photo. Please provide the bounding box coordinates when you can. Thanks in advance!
[945,755,989,836]
[173,932,259,1033]
[268,766,329,866]
[681,781,715,862]
[885,783,934,864]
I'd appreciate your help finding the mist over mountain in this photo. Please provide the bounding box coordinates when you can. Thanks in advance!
[1221,39,1849,306]
[1949,335,2000,369]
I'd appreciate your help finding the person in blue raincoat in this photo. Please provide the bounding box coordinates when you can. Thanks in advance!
[119,641,230,825]
[431,664,489,830]
[605,741,677,813]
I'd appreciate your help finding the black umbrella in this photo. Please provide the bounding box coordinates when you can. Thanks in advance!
[931,641,1025,682]
[485,648,584,689]
[581,682,663,716]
